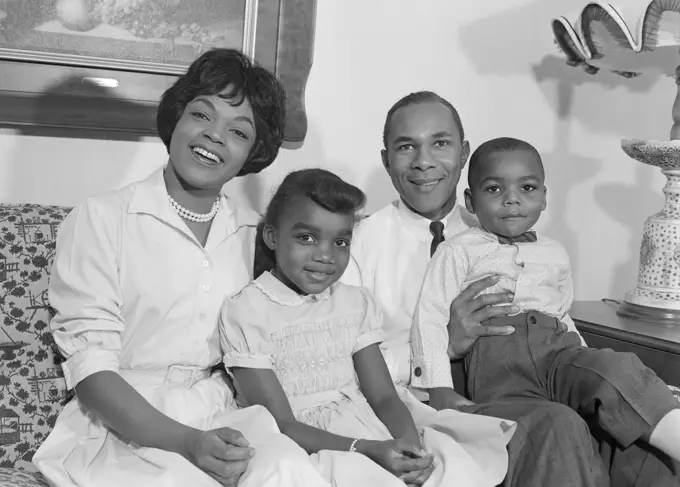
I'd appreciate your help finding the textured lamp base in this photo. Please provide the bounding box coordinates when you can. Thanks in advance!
[618,141,680,325]
[617,300,680,325]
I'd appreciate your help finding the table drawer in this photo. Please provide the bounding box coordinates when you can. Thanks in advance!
[580,331,680,388]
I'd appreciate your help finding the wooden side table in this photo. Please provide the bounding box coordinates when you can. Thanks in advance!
[571,301,680,388]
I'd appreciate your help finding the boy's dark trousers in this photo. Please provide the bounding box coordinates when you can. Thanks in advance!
[462,310,679,487]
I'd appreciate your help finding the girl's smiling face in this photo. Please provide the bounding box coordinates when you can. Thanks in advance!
[263,196,354,295]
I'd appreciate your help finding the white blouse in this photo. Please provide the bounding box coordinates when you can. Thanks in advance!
[49,167,258,389]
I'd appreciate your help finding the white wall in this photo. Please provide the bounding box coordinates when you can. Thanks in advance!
[0,0,671,302]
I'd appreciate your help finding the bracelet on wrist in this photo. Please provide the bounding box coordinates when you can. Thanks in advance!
[349,437,365,453]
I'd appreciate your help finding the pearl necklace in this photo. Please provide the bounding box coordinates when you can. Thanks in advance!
[168,194,220,223]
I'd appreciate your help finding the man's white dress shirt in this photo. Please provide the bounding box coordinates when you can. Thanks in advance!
[343,199,475,384]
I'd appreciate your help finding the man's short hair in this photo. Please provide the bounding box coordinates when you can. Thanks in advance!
[382,91,465,149]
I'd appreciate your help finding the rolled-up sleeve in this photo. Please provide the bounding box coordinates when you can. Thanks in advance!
[410,244,469,390]
[354,288,386,353]
[219,293,274,369]
[49,199,124,389]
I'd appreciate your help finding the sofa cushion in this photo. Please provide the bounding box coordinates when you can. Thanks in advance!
[0,204,71,472]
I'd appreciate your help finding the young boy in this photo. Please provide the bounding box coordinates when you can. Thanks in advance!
[410,136,680,465]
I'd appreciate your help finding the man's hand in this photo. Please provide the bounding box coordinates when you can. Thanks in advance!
[447,275,517,360]
[428,387,474,411]
[181,427,254,486]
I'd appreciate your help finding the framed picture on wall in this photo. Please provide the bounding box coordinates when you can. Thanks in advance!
[0,0,316,143]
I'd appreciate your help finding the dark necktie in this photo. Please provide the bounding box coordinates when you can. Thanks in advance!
[430,221,445,257]
[496,230,538,245]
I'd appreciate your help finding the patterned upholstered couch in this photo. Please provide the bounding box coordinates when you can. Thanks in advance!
[0,204,71,487]
[0,203,679,487]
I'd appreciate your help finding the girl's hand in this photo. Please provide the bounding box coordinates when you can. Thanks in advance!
[180,427,255,486]
[398,440,435,487]
[403,463,435,487]
[358,439,433,484]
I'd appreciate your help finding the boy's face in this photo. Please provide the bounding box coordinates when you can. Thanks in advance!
[382,101,470,221]
[464,149,546,238]
[263,197,353,295]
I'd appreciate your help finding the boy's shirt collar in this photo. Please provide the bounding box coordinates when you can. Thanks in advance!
[476,225,538,244]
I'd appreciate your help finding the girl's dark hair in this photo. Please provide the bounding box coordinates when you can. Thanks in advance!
[157,48,286,176]
[254,169,366,279]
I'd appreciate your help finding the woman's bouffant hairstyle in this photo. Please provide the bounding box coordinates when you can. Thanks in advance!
[254,169,366,279]
[156,48,287,176]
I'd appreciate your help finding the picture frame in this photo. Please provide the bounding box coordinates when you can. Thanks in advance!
[0,0,316,143]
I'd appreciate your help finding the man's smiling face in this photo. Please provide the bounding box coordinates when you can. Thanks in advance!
[382,101,469,221]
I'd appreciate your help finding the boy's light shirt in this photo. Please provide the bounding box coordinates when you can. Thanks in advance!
[411,226,586,390]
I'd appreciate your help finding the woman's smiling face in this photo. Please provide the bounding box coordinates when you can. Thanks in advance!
[168,90,256,190]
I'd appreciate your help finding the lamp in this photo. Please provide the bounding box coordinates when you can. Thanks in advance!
[552,0,680,324]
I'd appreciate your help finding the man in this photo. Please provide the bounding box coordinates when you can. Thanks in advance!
[343,91,678,486]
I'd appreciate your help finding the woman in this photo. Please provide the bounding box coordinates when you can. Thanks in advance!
[33,49,329,487]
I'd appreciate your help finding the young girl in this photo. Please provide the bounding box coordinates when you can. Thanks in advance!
[219,169,516,486]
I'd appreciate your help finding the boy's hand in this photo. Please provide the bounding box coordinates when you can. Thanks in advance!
[447,275,518,360]
[428,387,475,411]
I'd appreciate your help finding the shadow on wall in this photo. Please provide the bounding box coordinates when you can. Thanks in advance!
[363,161,393,214]
[0,73,154,141]
[594,163,658,298]
[229,122,329,216]
[532,55,666,299]
[458,0,581,77]
[236,174,266,215]
[0,75,156,205]
[532,55,667,138]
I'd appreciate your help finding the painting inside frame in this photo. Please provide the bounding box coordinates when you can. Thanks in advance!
[0,0,259,73]
[0,0,314,143]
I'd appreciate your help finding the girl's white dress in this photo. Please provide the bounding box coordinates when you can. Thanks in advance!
[221,271,516,487]
[32,169,330,487]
